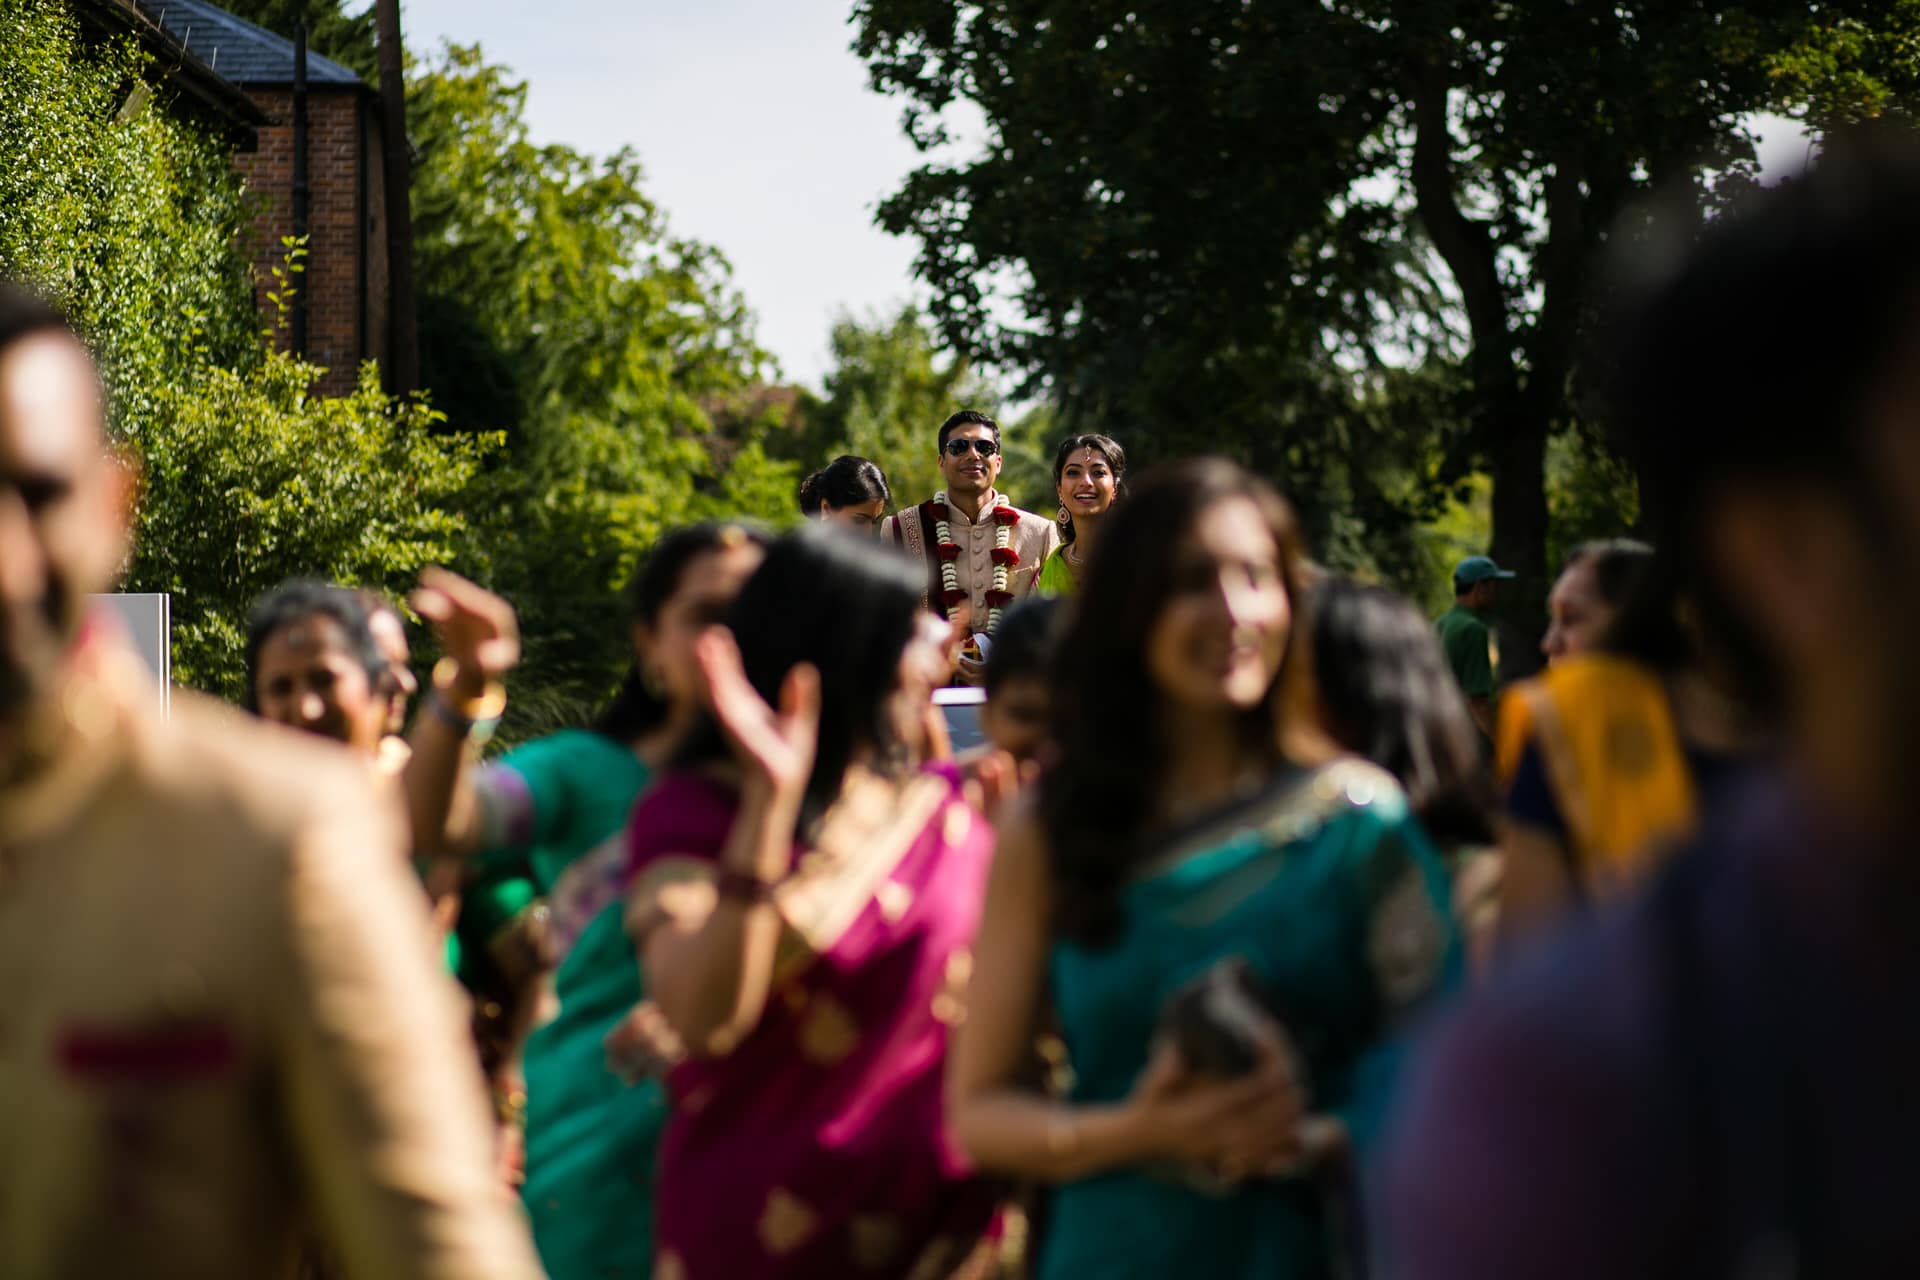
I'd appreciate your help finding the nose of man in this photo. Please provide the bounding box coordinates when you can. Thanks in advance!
[0,488,47,612]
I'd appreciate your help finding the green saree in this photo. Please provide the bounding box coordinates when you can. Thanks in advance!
[1040,759,1460,1279]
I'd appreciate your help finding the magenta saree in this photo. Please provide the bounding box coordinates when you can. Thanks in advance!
[625,764,1000,1280]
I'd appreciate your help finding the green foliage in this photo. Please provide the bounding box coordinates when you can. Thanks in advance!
[0,0,257,415]
[853,0,1920,650]
[126,353,495,699]
[789,304,1040,507]
[0,0,487,699]
[406,45,796,734]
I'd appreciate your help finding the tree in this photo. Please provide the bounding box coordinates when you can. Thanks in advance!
[373,0,419,394]
[853,1,1914,643]
[127,352,494,699]
[405,45,796,732]
[0,0,488,694]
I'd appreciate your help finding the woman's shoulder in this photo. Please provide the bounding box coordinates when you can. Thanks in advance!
[500,726,633,774]
[1527,653,1664,705]
[1287,756,1414,830]
[627,768,740,867]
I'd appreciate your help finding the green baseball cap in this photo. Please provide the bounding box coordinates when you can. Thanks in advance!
[1453,555,1516,586]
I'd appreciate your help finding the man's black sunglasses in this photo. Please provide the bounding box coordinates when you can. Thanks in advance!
[944,438,1000,457]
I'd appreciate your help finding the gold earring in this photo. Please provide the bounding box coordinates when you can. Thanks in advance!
[1056,503,1071,528]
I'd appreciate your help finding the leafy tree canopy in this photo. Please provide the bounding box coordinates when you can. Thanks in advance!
[405,43,797,734]
[854,0,1920,639]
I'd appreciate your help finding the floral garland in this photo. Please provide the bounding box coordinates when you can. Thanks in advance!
[931,491,1020,634]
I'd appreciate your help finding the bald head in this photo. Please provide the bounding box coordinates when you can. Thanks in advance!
[0,286,125,720]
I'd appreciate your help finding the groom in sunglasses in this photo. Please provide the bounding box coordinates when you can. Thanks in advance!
[884,410,1060,684]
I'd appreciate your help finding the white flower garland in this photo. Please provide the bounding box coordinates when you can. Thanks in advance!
[933,490,1016,634]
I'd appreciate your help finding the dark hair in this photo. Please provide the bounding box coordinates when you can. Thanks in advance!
[1307,577,1494,852]
[798,455,892,517]
[938,409,1000,451]
[592,522,773,742]
[1608,127,1920,711]
[1041,459,1308,946]
[675,524,925,830]
[1051,434,1128,545]
[0,282,71,359]
[243,579,386,712]
[984,596,1065,697]
[1562,539,1654,612]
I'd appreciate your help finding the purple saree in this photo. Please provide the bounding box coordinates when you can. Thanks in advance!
[625,764,1000,1279]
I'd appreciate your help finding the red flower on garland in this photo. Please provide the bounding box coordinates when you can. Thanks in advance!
[990,546,1020,567]
[928,502,949,520]
[942,586,969,607]
[990,506,1020,527]
[937,543,962,562]
[985,589,1016,607]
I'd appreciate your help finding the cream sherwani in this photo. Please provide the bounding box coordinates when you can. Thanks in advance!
[0,637,541,1279]
[882,489,1060,632]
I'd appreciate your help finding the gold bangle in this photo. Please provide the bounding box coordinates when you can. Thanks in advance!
[430,656,507,723]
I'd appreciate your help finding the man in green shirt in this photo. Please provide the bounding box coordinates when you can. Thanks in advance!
[1436,555,1515,738]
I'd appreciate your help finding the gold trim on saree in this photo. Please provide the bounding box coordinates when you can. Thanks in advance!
[624,771,954,987]
[1137,757,1404,882]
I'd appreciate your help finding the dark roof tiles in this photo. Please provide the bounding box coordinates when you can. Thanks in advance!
[136,0,362,87]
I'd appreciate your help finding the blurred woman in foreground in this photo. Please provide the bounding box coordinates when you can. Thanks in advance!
[950,460,1459,1278]
[1496,547,1765,948]
[628,525,999,1278]
[407,523,769,1279]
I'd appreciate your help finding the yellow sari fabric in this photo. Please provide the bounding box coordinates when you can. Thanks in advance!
[1495,654,1696,902]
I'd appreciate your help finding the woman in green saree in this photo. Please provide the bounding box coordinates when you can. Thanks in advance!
[408,523,768,1279]
[950,460,1460,1279]
[1035,433,1126,597]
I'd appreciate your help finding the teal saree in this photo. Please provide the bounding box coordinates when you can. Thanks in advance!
[1040,759,1460,1279]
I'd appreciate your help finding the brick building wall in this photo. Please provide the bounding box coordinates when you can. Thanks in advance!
[233,85,390,396]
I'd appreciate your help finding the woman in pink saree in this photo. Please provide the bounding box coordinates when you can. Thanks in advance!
[626,526,1001,1279]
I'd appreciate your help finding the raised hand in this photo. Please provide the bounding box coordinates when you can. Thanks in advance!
[603,1001,686,1084]
[410,567,520,691]
[693,627,820,811]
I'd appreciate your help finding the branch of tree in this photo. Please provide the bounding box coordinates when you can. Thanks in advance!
[1407,66,1510,375]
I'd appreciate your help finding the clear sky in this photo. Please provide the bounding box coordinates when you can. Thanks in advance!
[394,0,933,391]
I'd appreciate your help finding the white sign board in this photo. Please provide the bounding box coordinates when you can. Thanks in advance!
[92,592,170,717]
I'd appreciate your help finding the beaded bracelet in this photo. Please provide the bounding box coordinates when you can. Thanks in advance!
[715,867,780,905]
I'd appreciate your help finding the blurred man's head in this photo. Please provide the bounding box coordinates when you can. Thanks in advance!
[1611,127,1920,822]
[0,285,125,725]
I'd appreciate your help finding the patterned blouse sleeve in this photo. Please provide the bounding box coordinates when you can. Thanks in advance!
[1336,797,1463,1157]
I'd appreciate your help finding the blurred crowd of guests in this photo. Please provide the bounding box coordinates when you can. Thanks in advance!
[6,126,1920,1280]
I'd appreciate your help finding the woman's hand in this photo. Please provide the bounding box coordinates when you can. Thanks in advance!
[693,628,820,815]
[1125,1038,1308,1182]
[968,749,1041,828]
[410,567,520,693]
[603,1001,686,1084]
